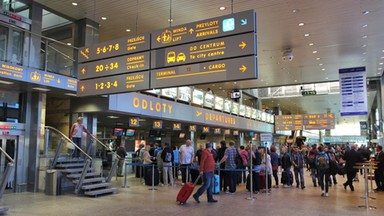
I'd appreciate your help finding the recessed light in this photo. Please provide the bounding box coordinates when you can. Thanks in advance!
[304,33,310,37]
[72,2,78,6]
[309,43,314,46]
[219,6,226,11]
[298,23,305,26]
[378,68,382,70]
[319,63,323,66]
[380,62,384,65]
[101,17,107,20]
[322,68,325,71]
[64,93,77,97]
[126,29,131,32]
[325,77,329,80]
[312,50,317,54]
[66,43,72,46]
[362,59,366,61]
[32,87,50,92]
[294,80,297,82]
[378,72,382,75]
[168,18,174,22]
[362,44,367,48]
[106,115,119,119]
[219,87,222,89]
[382,50,384,52]
[362,24,368,28]
[362,52,367,55]
[381,56,384,59]
[362,11,370,15]
[362,35,367,39]
[292,9,298,13]
[0,80,14,85]
[316,57,320,60]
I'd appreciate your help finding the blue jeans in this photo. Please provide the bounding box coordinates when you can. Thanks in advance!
[294,167,305,187]
[318,169,330,193]
[194,172,214,201]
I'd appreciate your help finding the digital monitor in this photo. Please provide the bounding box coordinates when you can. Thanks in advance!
[161,88,177,99]
[204,93,214,108]
[251,108,257,119]
[214,96,224,110]
[261,112,267,122]
[245,106,252,118]
[192,89,204,105]
[224,99,232,113]
[125,129,135,136]
[239,105,246,116]
[179,132,185,139]
[178,87,192,102]
[231,102,239,115]
[113,127,124,136]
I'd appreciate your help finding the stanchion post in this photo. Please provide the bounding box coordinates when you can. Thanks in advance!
[122,162,130,188]
[149,164,157,191]
[246,141,255,200]
[187,166,190,183]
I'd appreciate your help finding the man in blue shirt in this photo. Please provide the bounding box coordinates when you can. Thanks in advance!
[219,141,237,194]
[292,146,305,189]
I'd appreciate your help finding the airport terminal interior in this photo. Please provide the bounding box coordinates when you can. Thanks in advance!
[0,0,384,215]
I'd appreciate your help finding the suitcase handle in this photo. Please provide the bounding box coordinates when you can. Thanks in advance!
[193,174,201,186]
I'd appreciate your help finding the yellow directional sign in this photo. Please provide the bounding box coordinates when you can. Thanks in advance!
[81,85,85,91]
[196,110,203,117]
[239,41,247,49]
[240,65,247,72]
[81,68,86,74]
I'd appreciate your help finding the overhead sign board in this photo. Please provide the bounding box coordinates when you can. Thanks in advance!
[78,33,150,63]
[78,52,150,80]
[275,113,335,131]
[151,56,257,88]
[77,71,150,96]
[129,117,140,127]
[301,90,317,96]
[151,33,256,68]
[151,10,256,49]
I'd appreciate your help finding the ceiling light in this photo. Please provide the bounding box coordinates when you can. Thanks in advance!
[381,56,384,59]
[325,77,329,80]
[362,24,368,28]
[106,115,119,119]
[168,18,174,22]
[382,50,384,52]
[362,11,370,15]
[298,23,305,26]
[362,52,367,55]
[304,33,310,37]
[0,80,14,85]
[219,6,226,11]
[219,87,222,89]
[292,9,298,13]
[316,57,320,60]
[322,68,325,71]
[32,87,50,92]
[362,44,367,48]
[362,59,366,61]
[362,35,367,39]
[294,80,297,82]
[319,63,323,66]
[126,29,131,32]
[312,50,317,54]
[309,43,314,46]
[378,68,383,70]
[101,17,107,20]
[378,72,382,75]
[72,2,78,6]
[64,93,77,97]
[380,62,384,65]
[66,43,72,46]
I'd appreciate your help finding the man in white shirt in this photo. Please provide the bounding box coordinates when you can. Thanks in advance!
[69,117,93,158]
[179,139,195,185]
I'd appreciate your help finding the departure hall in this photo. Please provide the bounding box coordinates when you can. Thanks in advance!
[0,0,383,215]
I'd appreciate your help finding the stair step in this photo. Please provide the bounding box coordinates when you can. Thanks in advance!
[81,182,112,190]
[73,177,105,184]
[0,206,9,213]
[84,188,118,197]
[56,163,86,168]
[57,158,85,163]
[67,172,99,179]
[61,167,95,174]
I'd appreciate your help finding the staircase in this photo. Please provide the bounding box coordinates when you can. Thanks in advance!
[45,126,120,198]
[55,157,118,197]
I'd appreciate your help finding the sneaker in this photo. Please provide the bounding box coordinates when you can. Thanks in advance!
[229,192,236,195]
[321,193,325,197]
[192,194,200,203]
[301,186,305,189]
[225,191,231,194]
[208,199,218,203]
[324,193,329,197]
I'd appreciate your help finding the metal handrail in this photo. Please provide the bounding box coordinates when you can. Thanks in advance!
[92,137,121,160]
[0,147,14,163]
[44,126,92,160]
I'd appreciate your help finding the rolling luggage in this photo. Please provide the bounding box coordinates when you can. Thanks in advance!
[176,175,201,204]
[136,164,144,178]
[144,166,159,186]
[212,174,220,194]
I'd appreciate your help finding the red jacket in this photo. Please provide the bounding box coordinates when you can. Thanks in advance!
[200,149,215,173]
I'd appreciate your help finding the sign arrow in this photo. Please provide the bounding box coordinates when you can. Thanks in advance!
[85,48,89,53]
[239,41,247,49]
[196,110,202,117]
[189,28,194,34]
[241,18,248,25]
[81,68,86,74]
[239,65,247,72]
[157,36,161,42]
[81,85,85,92]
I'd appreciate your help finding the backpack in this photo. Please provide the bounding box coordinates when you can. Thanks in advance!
[308,151,316,164]
[164,151,172,162]
[235,150,243,168]
[316,154,329,170]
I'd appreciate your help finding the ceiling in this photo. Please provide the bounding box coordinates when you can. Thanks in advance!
[34,0,384,126]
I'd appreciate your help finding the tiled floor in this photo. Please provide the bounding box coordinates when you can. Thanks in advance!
[3,170,384,216]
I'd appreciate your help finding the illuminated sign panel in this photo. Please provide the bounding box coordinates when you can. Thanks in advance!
[77,71,149,96]
[151,10,256,49]
[151,33,256,68]
[214,128,221,134]
[189,125,197,132]
[78,52,150,80]
[151,56,257,88]
[153,120,163,129]
[78,33,150,63]
[275,113,335,131]
[129,117,140,127]
[202,127,210,133]
[173,123,182,131]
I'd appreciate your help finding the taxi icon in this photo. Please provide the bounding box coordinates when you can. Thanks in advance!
[176,52,186,62]
[167,51,176,63]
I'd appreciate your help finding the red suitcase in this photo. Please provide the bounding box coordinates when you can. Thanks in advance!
[176,175,201,204]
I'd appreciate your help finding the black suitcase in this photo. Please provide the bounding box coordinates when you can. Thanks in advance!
[190,168,202,185]
[246,172,260,192]
[144,166,159,186]
[135,164,144,178]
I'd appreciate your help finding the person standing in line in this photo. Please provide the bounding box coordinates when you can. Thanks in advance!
[292,146,305,189]
[219,141,237,194]
[217,141,228,192]
[116,143,127,177]
[239,146,249,184]
[192,142,218,203]
[270,145,280,188]
[178,139,194,185]
[308,145,319,187]
[374,145,384,192]
[281,147,292,188]
[315,146,331,197]
[343,144,363,191]
[69,116,93,158]
[161,143,174,186]
[172,145,179,181]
